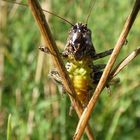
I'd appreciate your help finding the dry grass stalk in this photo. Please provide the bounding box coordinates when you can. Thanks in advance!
[27,0,95,139]
[110,47,140,78]
[9,0,22,18]
[73,0,140,139]
[0,0,7,109]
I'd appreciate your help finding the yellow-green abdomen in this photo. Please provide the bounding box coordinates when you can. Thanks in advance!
[66,60,93,105]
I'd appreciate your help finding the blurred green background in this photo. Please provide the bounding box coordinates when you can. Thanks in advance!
[0,0,140,140]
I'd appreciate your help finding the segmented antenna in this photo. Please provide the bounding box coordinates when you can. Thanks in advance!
[85,0,96,25]
[2,0,74,26]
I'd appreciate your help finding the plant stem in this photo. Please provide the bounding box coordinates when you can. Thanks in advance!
[7,114,12,140]
[110,47,140,78]
[27,0,95,139]
[73,0,140,139]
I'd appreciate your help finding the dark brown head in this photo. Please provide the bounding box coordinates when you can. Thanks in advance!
[62,23,96,61]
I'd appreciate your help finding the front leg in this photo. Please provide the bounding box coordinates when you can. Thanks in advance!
[92,48,113,60]
[92,39,128,61]
[39,45,66,59]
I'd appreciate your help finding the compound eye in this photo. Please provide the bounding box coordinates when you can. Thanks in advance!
[81,26,87,32]
[73,25,77,32]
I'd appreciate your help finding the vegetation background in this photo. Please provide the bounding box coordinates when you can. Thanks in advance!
[0,0,140,140]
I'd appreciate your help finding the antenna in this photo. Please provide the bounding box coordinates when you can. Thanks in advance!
[2,0,74,26]
[85,0,96,25]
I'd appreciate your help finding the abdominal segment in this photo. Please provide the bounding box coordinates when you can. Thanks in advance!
[73,75,90,106]
[67,61,94,106]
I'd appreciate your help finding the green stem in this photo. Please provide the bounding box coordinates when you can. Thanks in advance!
[7,114,12,140]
